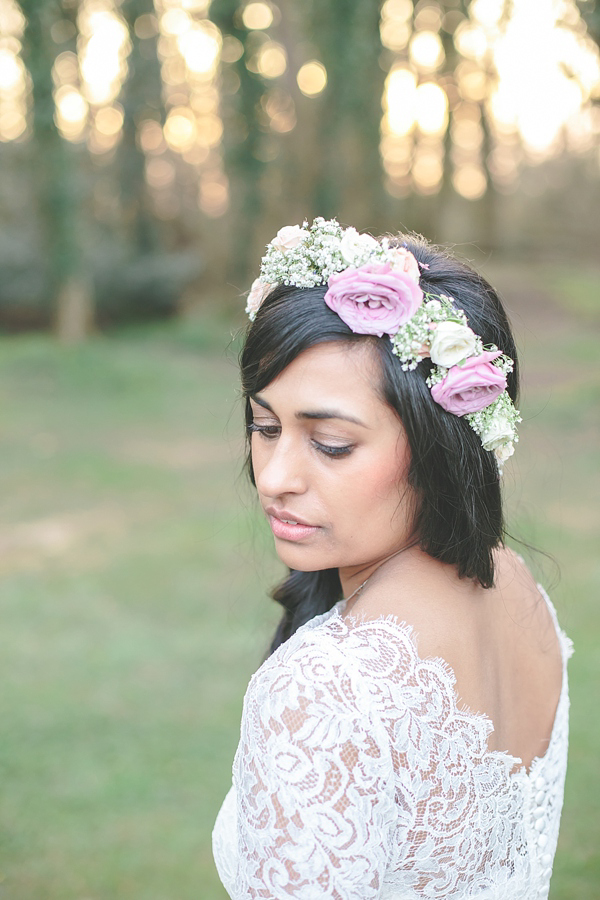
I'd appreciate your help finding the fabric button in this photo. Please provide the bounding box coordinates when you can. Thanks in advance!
[538,834,548,848]
[535,790,545,804]
[535,818,545,831]
[535,775,545,790]
[542,853,553,865]
[533,807,544,819]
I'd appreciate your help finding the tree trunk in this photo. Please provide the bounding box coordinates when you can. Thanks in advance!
[20,0,94,341]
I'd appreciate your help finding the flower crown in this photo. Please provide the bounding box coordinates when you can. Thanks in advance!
[245,217,521,468]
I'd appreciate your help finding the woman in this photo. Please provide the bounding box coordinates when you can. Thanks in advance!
[212,218,572,899]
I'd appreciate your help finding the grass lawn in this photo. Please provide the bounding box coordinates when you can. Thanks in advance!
[0,265,598,899]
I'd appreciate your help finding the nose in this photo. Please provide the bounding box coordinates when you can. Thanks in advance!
[254,435,307,499]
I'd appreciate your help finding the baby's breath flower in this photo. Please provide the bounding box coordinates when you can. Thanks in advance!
[248,217,521,472]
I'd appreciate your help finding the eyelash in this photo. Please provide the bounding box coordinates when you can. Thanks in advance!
[247,423,353,459]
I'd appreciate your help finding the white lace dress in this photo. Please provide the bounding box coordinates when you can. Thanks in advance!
[212,588,572,899]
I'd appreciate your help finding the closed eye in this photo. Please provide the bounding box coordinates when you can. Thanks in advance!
[248,423,354,459]
[312,441,353,458]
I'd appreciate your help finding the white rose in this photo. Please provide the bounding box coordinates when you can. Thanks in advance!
[339,227,378,265]
[271,224,309,252]
[495,441,515,463]
[429,321,478,367]
[480,414,515,452]
[245,278,274,320]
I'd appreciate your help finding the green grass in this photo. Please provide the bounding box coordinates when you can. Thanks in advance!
[0,276,598,899]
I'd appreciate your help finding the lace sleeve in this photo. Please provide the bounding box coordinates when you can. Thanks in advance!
[232,631,397,899]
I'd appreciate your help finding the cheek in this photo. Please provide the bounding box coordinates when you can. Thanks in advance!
[250,436,269,482]
[357,463,403,510]
[337,450,408,522]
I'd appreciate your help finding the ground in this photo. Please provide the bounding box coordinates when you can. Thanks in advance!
[0,262,598,898]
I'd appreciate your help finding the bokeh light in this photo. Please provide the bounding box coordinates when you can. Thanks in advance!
[415,81,448,135]
[139,119,165,154]
[381,0,413,22]
[263,88,296,133]
[178,21,221,76]
[296,61,327,97]
[0,0,28,142]
[409,31,444,70]
[453,21,488,62]
[146,157,176,189]
[164,106,197,152]
[199,170,229,216]
[412,141,444,193]
[256,41,286,79]
[241,3,274,31]
[380,0,600,198]
[152,0,227,217]
[453,163,487,199]
[220,35,244,63]
[383,68,417,136]
[380,19,411,52]
[0,47,22,91]
[488,0,600,155]
[78,3,131,107]
[161,8,191,37]
[414,3,443,33]
[1,0,598,214]
[54,85,88,140]
[95,104,123,136]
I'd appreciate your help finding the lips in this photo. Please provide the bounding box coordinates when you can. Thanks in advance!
[265,507,313,526]
[265,507,319,542]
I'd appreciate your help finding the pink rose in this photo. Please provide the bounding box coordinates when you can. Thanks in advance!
[324,263,423,337]
[430,350,507,415]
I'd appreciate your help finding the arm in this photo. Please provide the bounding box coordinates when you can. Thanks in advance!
[232,636,397,899]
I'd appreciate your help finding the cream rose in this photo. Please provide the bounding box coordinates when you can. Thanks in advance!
[271,224,309,252]
[390,247,421,284]
[245,278,275,321]
[480,413,515,452]
[494,441,515,463]
[429,322,478,367]
[340,228,379,265]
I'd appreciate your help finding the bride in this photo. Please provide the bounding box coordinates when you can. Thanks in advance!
[212,218,571,899]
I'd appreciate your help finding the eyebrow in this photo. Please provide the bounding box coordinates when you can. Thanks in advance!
[251,394,369,428]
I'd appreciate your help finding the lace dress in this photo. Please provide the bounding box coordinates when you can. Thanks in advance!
[212,588,572,899]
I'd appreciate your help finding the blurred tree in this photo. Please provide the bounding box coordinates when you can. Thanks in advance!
[20,0,93,342]
[2,0,599,328]
[211,0,269,285]
[438,0,499,247]
[304,0,386,227]
[116,0,164,256]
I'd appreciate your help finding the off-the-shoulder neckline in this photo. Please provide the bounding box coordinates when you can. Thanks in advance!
[316,588,571,781]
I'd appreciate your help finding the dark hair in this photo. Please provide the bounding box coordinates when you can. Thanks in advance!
[240,234,519,654]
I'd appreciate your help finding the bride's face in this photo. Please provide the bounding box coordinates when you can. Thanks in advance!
[249,341,413,578]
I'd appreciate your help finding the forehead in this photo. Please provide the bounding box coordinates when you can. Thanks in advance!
[257,341,399,426]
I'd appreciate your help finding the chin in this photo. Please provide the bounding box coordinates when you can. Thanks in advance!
[273,540,335,572]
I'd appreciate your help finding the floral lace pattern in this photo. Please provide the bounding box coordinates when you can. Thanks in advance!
[213,589,571,899]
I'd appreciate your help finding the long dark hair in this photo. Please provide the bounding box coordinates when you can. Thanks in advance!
[240,234,519,654]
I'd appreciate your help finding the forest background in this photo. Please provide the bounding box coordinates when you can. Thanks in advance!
[0,0,599,897]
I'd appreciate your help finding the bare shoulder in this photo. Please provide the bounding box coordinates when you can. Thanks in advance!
[343,545,563,766]
[492,545,560,653]
[343,546,483,658]
[343,544,557,662]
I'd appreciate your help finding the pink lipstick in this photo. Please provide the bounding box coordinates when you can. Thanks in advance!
[265,508,319,542]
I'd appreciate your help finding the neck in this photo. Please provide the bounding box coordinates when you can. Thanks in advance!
[339,542,419,604]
